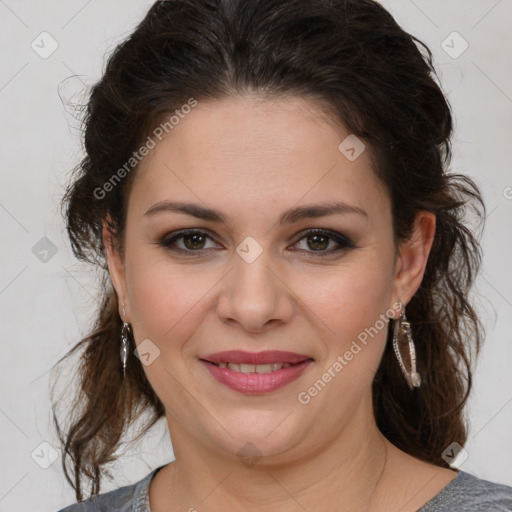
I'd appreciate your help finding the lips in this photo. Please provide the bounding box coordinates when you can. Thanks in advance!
[200,350,314,394]
[215,362,292,373]
[202,350,312,365]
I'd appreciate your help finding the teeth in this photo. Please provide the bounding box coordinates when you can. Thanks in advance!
[218,362,292,373]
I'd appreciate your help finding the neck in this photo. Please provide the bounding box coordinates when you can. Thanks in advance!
[156,395,391,512]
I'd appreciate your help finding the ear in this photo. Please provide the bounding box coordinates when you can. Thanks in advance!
[103,218,130,322]
[391,210,436,312]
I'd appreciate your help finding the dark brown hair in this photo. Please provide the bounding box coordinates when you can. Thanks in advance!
[52,0,486,501]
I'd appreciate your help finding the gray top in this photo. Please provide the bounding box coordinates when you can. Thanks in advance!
[57,465,512,511]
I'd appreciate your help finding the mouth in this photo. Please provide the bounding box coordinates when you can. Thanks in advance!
[205,361,296,373]
[199,350,314,394]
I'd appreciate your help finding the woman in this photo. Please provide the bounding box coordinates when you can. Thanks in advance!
[54,0,512,510]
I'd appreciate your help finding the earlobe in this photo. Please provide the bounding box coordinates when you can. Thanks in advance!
[391,211,436,307]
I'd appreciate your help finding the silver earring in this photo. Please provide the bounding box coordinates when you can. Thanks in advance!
[392,301,421,389]
[120,302,130,379]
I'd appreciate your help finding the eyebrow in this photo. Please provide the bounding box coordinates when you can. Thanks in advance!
[144,200,368,225]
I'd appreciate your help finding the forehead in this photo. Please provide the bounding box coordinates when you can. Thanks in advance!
[128,96,389,226]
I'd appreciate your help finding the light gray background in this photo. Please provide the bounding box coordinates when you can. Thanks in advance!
[0,1,511,510]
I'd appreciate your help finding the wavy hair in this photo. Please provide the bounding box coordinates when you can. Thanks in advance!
[52,0,486,501]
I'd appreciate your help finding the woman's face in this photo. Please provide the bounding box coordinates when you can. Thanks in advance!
[106,95,433,463]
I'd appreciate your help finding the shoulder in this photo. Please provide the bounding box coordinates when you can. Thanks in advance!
[56,466,162,512]
[56,484,134,512]
[419,470,512,511]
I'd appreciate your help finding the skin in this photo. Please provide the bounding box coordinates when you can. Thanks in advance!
[104,95,457,511]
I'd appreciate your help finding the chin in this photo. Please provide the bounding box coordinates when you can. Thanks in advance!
[204,412,309,464]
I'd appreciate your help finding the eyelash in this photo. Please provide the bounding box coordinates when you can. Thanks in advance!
[157,228,355,257]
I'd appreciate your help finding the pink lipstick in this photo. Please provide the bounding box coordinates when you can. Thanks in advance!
[200,350,313,394]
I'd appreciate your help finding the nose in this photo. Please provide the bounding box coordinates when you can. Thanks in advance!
[216,247,295,333]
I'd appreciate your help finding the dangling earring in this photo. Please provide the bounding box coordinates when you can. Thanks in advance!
[120,302,130,379]
[392,301,421,389]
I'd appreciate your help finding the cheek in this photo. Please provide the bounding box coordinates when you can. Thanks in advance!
[124,252,217,346]
[293,259,394,404]
[124,258,218,409]
[297,261,393,342]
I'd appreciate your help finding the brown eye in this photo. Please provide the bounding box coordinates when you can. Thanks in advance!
[159,230,218,254]
[291,229,355,256]
[182,232,207,250]
[305,233,330,251]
